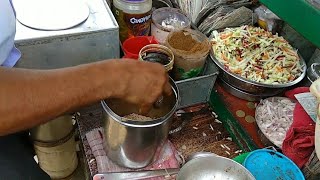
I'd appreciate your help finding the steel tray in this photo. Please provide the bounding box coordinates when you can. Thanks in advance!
[176,56,219,108]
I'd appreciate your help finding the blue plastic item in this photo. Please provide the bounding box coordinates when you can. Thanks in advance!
[243,149,305,180]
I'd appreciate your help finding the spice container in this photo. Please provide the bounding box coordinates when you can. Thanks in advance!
[139,44,174,72]
[151,7,191,44]
[122,36,158,59]
[166,28,210,80]
[112,0,152,42]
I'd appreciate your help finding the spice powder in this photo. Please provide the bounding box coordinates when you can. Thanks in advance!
[168,31,206,53]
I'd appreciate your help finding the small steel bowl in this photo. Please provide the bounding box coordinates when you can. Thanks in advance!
[177,156,255,180]
[307,63,320,83]
[210,50,307,94]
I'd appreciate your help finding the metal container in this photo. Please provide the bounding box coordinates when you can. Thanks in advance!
[34,134,78,179]
[218,78,283,101]
[14,0,119,69]
[307,63,320,83]
[177,156,255,180]
[176,56,218,108]
[101,78,179,169]
[30,115,74,142]
[210,51,307,94]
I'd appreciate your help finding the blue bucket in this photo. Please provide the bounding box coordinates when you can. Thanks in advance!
[244,149,305,180]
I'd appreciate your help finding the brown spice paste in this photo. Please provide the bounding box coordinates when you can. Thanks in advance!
[168,31,207,53]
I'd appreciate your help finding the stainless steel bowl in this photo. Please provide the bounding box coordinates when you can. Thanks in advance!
[177,156,255,180]
[101,78,180,169]
[307,63,320,83]
[219,78,283,101]
[210,50,307,94]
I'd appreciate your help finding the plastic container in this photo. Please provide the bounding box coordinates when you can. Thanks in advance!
[166,28,210,81]
[244,149,305,180]
[151,7,191,44]
[122,36,158,59]
[112,0,152,42]
[139,44,174,72]
[233,152,250,164]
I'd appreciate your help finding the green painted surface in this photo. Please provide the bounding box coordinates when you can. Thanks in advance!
[260,0,320,48]
[209,90,257,152]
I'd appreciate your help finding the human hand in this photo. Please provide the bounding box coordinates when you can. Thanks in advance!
[106,59,172,114]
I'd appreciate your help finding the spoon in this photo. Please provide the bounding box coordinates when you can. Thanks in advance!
[93,168,179,180]
[92,152,217,180]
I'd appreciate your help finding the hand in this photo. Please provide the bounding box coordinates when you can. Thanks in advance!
[107,59,172,114]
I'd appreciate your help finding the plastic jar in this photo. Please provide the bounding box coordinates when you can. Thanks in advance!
[151,7,191,44]
[165,29,210,80]
[112,0,152,42]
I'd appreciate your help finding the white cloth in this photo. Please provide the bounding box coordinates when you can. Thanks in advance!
[0,0,20,67]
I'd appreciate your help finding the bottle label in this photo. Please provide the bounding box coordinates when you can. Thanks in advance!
[112,6,151,42]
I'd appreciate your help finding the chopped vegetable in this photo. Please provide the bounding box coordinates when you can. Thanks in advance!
[255,97,295,148]
[211,26,303,84]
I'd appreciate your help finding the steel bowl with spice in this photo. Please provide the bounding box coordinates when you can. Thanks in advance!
[101,78,180,169]
[210,26,307,95]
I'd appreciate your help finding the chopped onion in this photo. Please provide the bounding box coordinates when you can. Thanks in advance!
[256,97,295,148]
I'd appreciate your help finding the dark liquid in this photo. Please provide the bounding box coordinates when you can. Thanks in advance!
[142,52,171,65]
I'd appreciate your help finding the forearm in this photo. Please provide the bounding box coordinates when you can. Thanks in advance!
[0,60,116,135]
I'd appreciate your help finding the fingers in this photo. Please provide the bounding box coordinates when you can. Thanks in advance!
[139,103,152,115]
[163,79,172,97]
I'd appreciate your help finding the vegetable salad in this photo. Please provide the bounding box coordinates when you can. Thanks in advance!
[211,26,303,84]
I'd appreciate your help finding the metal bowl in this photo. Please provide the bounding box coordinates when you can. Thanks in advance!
[307,63,320,83]
[177,156,255,180]
[210,50,307,94]
[218,78,283,101]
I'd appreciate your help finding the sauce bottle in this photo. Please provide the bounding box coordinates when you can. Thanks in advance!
[112,0,152,42]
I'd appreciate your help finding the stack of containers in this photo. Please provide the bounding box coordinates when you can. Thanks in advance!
[30,115,78,179]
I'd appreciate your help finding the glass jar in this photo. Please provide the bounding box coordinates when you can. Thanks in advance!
[112,0,152,42]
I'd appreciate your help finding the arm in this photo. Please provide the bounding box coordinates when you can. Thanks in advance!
[0,59,171,136]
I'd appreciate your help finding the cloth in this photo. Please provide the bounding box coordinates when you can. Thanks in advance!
[282,87,316,168]
[0,0,21,67]
[0,133,50,180]
[86,128,180,179]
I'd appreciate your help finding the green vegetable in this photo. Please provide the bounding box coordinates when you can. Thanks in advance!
[178,67,203,80]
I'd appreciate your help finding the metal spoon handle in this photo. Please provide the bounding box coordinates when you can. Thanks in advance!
[93,168,180,180]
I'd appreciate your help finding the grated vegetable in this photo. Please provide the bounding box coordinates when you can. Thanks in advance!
[211,25,303,84]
